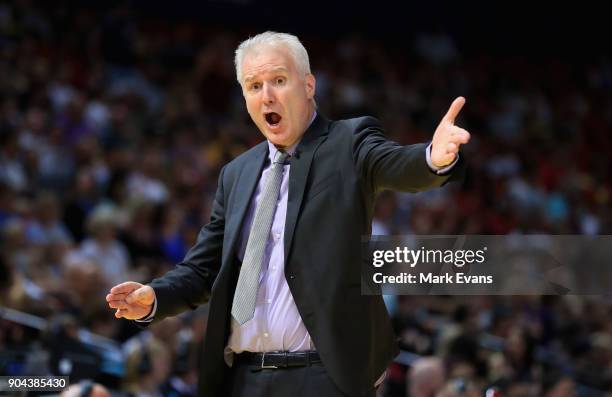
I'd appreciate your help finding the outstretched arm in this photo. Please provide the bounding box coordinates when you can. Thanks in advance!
[106,166,227,322]
[353,97,470,194]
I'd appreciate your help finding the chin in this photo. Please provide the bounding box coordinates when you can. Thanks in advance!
[266,132,291,147]
[269,139,289,148]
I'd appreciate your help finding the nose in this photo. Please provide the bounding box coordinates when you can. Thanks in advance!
[262,83,276,105]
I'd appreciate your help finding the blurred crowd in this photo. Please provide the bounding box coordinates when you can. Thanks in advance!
[1,1,611,396]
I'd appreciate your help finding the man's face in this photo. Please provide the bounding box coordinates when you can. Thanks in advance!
[241,45,316,149]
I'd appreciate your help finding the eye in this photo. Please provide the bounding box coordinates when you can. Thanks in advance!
[250,82,261,91]
[275,77,286,85]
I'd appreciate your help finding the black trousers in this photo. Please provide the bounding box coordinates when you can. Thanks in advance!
[223,362,378,397]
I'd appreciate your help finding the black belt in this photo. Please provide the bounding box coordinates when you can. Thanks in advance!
[235,351,321,369]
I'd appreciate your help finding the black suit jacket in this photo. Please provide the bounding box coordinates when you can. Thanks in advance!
[147,114,463,396]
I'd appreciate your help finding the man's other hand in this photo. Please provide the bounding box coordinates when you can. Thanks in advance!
[106,282,155,320]
[430,96,471,168]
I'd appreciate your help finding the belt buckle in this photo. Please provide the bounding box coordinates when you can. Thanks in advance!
[260,352,278,369]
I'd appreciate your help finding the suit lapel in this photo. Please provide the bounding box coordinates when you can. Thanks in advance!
[223,142,268,265]
[284,114,330,262]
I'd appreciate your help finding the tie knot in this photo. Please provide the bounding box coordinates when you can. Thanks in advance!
[274,151,290,165]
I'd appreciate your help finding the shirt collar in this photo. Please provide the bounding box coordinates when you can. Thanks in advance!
[266,110,317,163]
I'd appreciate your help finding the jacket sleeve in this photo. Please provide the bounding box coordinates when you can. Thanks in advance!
[147,166,227,321]
[351,116,464,194]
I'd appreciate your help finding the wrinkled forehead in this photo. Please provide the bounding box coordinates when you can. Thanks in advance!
[241,44,296,82]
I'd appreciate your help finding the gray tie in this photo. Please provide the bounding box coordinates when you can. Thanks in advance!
[231,150,290,325]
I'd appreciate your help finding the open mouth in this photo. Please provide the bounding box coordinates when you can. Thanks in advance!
[265,112,282,127]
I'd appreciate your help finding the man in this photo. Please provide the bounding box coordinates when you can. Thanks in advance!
[408,357,446,397]
[106,31,470,397]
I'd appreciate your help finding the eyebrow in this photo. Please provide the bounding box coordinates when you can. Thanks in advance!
[244,66,289,83]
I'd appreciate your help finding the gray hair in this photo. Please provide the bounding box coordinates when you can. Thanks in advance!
[234,31,311,84]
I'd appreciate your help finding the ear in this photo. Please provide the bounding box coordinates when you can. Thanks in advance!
[305,73,316,100]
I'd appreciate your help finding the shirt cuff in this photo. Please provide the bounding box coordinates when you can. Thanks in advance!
[425,142,459,175]
[134,297,157,323]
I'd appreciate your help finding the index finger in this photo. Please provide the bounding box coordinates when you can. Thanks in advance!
[110,282,141,295]
[444,96,466,124]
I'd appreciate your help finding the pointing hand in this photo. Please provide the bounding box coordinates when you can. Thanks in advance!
[430,96,471,168]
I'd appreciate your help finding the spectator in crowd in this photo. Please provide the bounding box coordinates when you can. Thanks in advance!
[79,203,130,286]
[60,380,111,397]
[123,337,172,397]
[408,357,445,397]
